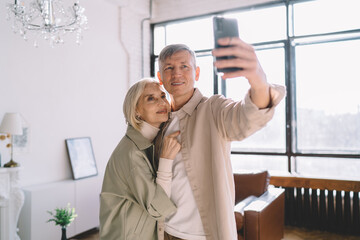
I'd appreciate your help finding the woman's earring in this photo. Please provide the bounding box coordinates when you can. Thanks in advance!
[135,115,142,121]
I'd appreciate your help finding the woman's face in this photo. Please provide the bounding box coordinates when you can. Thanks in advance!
[136,82,170,128]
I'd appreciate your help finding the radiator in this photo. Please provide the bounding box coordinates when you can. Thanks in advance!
[283,187,360,235]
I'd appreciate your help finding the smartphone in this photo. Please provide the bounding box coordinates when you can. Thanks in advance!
[213,16,242,73]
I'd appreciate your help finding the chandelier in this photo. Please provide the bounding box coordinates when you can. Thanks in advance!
[6,0,88,47]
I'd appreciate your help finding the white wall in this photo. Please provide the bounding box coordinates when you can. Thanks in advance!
[0,0,151,188]
[1,0,151,236]
[151,0,276,23]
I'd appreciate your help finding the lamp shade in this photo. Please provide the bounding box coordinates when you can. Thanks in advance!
[0,113,23,135]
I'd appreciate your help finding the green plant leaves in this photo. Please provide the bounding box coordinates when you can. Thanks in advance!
[47,203,78,228]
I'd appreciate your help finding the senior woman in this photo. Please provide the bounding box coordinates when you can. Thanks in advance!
[100,78,180,240]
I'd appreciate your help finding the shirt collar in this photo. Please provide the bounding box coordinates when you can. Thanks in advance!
[139,121,160,142]
[126,125,153,150]
[175,88,204,119]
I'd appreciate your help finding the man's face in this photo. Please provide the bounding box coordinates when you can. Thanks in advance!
[157,50,200,100]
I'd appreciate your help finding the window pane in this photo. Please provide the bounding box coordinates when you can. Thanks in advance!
[229,47,286,152]
[296,157,360,181]
[296,40,360,154]
[293,0,360,36]
[155,59,158,75]
[154,26,166,55]
[225,5,286,44]
[232,154,288,173]
[165,17,213,51]
[195,55,214,98]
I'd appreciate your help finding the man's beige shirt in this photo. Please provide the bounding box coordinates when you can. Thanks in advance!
[173,84,285,240]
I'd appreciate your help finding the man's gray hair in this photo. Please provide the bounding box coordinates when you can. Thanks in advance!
[158,44,197,69]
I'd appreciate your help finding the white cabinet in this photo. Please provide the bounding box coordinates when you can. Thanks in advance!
[18,176,101,240]
[0,167,25,240]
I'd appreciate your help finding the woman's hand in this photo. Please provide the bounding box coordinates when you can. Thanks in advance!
[160,131,181,160]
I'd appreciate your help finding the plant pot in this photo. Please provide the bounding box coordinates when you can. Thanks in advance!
[61,227,67,240]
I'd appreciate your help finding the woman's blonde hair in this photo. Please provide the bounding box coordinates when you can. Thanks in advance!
[123,78,162,131]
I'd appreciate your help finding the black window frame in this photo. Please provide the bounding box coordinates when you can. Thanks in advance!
[150,0,360,174]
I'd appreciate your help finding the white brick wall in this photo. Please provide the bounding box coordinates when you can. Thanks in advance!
[115,0,152,85]
[151,0,276,23]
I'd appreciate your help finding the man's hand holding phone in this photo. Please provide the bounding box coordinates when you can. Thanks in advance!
[212,37,267,87]
[212,17,271,109]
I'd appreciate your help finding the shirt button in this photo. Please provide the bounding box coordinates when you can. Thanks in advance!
[159,228,162,231]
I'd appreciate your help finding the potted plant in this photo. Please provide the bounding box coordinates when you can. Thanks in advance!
[47,203,78,240]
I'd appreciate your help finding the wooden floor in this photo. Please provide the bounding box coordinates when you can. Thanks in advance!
[70,226,360,240]
[283,226,360,240]
[69,228,99,240]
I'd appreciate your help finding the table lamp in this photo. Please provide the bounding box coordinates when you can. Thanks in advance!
[0,113,23,167]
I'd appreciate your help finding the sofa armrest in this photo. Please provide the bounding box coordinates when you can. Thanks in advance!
[243,188,285,240]
[235,195,258,214]
[234,171,270,204]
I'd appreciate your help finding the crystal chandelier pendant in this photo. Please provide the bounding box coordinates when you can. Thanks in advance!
[6,0,88,47]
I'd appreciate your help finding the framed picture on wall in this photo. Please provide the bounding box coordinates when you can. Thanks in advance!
[65,137,98,180]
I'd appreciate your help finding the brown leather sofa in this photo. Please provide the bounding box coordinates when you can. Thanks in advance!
[234,171,285,240]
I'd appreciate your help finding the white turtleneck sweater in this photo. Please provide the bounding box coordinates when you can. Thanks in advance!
[140,121,173,197]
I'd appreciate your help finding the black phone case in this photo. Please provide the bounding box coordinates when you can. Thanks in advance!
[213,17,242,73]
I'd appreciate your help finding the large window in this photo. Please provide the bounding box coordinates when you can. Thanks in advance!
[151,0,360,180]
[296,40,360,154]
